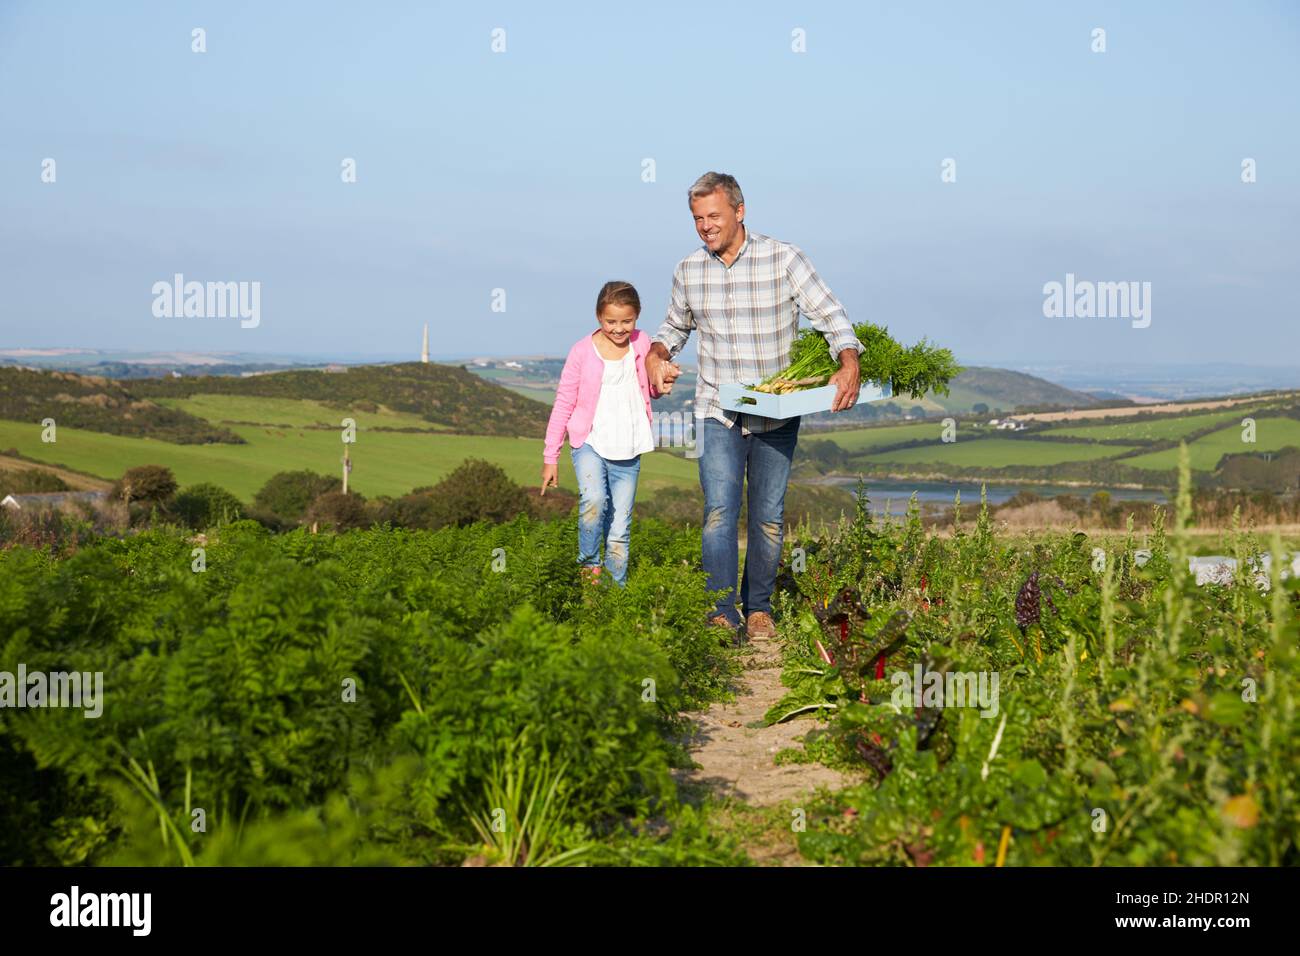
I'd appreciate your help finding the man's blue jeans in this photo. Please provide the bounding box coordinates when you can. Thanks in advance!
[697,415,800,625]
[571,442,641,587]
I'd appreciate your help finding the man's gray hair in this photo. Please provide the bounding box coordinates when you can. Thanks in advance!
[688,171,744,210]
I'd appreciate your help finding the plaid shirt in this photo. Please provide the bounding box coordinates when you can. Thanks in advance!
[651,226,862,435]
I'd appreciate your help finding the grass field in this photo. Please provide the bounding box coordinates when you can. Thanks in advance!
[1039,410,1253,441]
[0,416,701,500]
[810,421,949,453]
[867,437,1138,467]
[157,395,451,431]
[500,384,559,404]
[467,368,559,406]
[8,388,1296,498]
[1122,417,1300,472]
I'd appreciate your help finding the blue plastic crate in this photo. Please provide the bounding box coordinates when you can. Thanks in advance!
[717,380,893,419]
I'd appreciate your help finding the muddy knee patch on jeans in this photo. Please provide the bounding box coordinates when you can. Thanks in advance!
[703,507,731,533]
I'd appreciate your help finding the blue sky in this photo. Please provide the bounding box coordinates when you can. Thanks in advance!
[1,0,1297,366]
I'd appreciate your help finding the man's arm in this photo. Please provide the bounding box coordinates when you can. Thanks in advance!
[647,261,693,394]
[787,244,860,411]
[786,244,862,363]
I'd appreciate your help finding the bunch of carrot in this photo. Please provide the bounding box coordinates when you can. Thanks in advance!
[750,322,961,399]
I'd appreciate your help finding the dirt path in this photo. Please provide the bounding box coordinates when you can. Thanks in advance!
[0,454,112,491]
[672,631,864,864]
[675,630,861,806]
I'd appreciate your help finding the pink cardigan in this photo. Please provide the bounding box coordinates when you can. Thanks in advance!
[544,329,660,464]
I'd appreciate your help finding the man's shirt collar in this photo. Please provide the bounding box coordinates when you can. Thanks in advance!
[707,224,750,264]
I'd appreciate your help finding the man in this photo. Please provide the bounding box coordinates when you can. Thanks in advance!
[646,171,862,644]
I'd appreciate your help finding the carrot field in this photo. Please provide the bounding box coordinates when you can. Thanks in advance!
[1,447,1294,866]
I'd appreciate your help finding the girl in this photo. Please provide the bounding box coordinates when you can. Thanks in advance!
[541,281,659,588]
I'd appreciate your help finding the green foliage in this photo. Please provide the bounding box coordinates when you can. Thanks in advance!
[755,322,962,400]
[252,470,341,523]
[0,366,243,444]
[420,457,531,529]
[305,490,368,531]
[0,467,69,495]
[6,438,1293,867]
[128,361,552,437]
[772,449,1300,866]
[112,464,178,504]
[453,732,593,867]
[368,460,577,531]
[172,483,244,529]
[0,513,738,866]
[571,552,739,708]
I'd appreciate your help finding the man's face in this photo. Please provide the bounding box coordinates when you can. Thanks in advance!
[597,302,638,345]
[690,189,744,254]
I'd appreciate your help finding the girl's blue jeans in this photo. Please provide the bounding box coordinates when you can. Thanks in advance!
[571,442,642,587]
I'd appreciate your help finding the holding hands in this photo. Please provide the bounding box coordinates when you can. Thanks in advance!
[645,346,682,396]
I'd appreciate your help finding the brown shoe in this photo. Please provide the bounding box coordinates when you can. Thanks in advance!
[745,611,777,640]
[708,613,746,646]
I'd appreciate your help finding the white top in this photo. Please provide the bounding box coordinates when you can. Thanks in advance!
[584,339,656,460]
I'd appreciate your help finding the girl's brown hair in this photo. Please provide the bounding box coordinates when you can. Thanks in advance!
[596,280,641,317]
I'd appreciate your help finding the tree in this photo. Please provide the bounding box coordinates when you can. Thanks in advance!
[113,465,178,505]
[370,492,440,530]
[305,490,368,531]
[425,458,530,529]
[972,403,989,415]
[253,471,341,523]
[174,483,244,529]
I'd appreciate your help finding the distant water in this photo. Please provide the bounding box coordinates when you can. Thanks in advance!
[816,477,1168,516]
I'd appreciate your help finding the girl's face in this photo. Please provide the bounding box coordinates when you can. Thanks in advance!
[597,302,638,346]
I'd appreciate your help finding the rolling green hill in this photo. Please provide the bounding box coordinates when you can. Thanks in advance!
[800,365,1105,425]
[5,358,1295,499]
[793,393,1300,488]
[157,395,452,432]
[932,366,1103,414]
[471,361,1104,426]
[131,362,552,437]
[0,367,242,443]
[0,416,700,501]
[1040,410,1245,441]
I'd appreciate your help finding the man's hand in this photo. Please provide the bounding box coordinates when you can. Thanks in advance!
[828,348,860,412]
[646,343,682,396]
[540,463,558,495]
